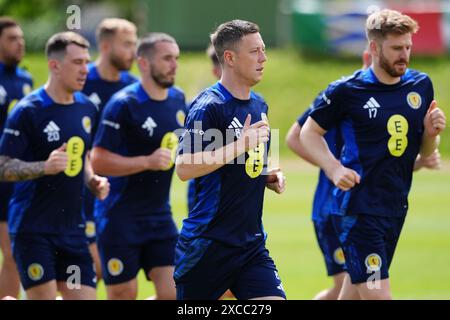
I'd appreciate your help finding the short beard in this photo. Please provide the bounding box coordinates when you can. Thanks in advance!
[109,52,131,71]
[2,54,21,67]
[150,69,174,88]
[379,50,408,77]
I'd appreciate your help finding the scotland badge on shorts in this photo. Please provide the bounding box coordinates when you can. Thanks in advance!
[333,247,346,265]
[107,258,124,276]
[28,263,44,281]
[85,221,96,238]
[365,253,382,272]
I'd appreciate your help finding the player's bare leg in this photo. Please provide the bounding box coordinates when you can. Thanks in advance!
[148,266,176,300]
[106,278,138,300]
[0,222,20,298]
[26,280,58,300]
[356,278,392,300]
[88,242,102,282]
[314,271,346,300]
[219,289,235,300]
[338,273,362,300]
[58,281,96,300]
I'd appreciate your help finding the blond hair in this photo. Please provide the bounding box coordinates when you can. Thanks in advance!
[96,18,137,43]
[366,9,419,42]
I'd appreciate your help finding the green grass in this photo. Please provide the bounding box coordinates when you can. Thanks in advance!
[2,49,449,299]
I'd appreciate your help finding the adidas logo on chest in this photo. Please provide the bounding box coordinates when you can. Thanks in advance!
[142,116,157,136]
[43,121,60,142]
[363,97,381,119]
[228,117,243,138]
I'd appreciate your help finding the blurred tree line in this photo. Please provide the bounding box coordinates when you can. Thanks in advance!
[0,0,142,51]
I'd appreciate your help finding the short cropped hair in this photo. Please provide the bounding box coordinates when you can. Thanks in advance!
[96,18,137,43]
[45,31,90,59]
[210,19,259,65]
[0,17,18,37]
[137,32,176,59]
[366,9,419,42]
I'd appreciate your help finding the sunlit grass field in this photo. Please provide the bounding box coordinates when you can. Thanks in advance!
[1,49,449,299]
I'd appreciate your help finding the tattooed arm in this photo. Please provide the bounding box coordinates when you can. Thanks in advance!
[0,156,46,181]
[0,143,68,182]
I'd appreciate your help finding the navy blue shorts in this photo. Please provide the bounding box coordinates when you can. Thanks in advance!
[11,233,96,290]
[174,238,286,300]
[332,214,405,284]
[313,217,346,276]
[0,182,13,222]
[98,236,177,285]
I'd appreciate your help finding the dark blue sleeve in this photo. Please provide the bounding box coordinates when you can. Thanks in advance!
[420,75,435,134]
[93,97,127,152]
[309,81,344,131]
[180,94,188,126]
[425,76,434,109]
[297,91,325,126]
[89,107,100,150]
[127,73,139,85]
[18,69,33,90]
[174,89,188,124]
[0,105,31,159]
[297,108,311,127]
[178,103,218,155]
[180,92,188,115]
